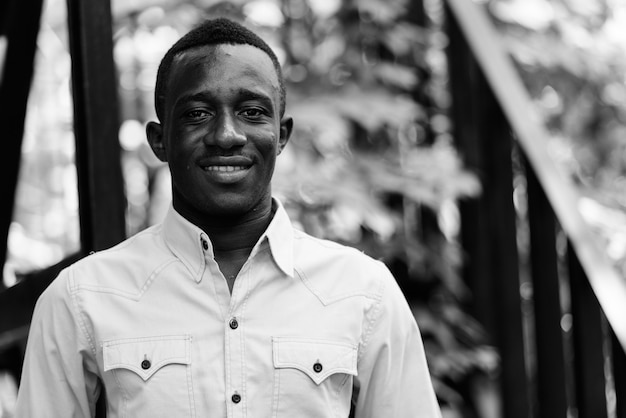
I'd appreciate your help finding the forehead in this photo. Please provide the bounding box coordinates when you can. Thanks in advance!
[167,44,280,98]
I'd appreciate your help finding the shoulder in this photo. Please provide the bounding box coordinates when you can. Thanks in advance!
[292,229,394,303]
[61,224,175,295]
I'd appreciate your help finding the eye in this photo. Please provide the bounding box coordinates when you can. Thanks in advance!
[184,109,211,121]
[239,107,267,120]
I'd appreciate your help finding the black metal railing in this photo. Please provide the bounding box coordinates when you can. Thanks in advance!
[0,0,125,392]
[445,0,626,417]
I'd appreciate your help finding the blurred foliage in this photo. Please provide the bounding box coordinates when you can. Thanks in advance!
[3,1,80,287]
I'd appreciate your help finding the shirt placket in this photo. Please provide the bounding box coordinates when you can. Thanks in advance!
[200,233,246,416]
[225,264,250,418]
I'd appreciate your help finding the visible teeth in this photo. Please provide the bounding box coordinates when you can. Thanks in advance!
[206,166,246,172]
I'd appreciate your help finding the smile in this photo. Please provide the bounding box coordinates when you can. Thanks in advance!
[201,164,251,184]
[204,166,247,172]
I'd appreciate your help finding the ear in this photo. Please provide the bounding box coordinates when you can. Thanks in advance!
[277,115,293,155]
[146,121,168,162]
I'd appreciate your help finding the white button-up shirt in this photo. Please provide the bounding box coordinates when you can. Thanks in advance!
[16,200,441,418]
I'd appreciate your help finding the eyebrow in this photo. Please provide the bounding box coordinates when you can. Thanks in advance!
[238,90,275,110]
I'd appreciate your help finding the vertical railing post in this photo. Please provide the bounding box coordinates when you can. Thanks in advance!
[611,331,626,418]
[66,0,125,415]
[66,0,126,253]
[445,5,529,418]
[568,244,608,418]
[525,157,569,418]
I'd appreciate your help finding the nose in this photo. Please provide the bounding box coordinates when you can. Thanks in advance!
[207,112,246,149]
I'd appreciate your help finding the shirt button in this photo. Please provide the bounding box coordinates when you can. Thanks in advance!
[231,393,241,404]
[313,362,323,373]
[201,238,208,251]
[141,359,151,370]
[229,317,239,330]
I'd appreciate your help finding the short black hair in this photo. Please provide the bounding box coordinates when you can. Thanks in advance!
[154,18,286,121]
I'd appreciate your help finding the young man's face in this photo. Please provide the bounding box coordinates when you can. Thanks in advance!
[148,44,292,221]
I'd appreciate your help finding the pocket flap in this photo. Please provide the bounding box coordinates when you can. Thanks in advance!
[272,337,357,385]
[103,335,191,381]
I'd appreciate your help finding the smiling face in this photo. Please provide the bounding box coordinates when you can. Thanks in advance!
[147,44,292,224]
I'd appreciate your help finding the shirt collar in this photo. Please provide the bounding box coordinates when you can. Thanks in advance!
[162,198,294,282]
[162,206,208,283]
[262,198,294,278]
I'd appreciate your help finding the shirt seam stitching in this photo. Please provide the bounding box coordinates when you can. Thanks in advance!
[187,336,196,418]
[294,267,380,306]
[162,223,204,280]
[68,267,98,357]
[70,258,178,300]
[356,269,385,364]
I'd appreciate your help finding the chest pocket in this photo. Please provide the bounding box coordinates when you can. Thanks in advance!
[272,337,357,418]
[103,335,194,418]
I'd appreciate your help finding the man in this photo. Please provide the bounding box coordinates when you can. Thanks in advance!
[16,18,441,417]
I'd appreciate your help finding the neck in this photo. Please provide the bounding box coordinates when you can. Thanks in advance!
[173,198,275,294]
[173,197,275,253]
[201,204,274,293]
[204,207,273,252]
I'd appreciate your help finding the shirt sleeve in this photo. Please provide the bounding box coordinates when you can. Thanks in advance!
[353,262,442,418]
[15,268,101,418]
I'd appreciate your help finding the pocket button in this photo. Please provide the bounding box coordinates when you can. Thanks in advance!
[141,359,151,370]
[313,362,323,373]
